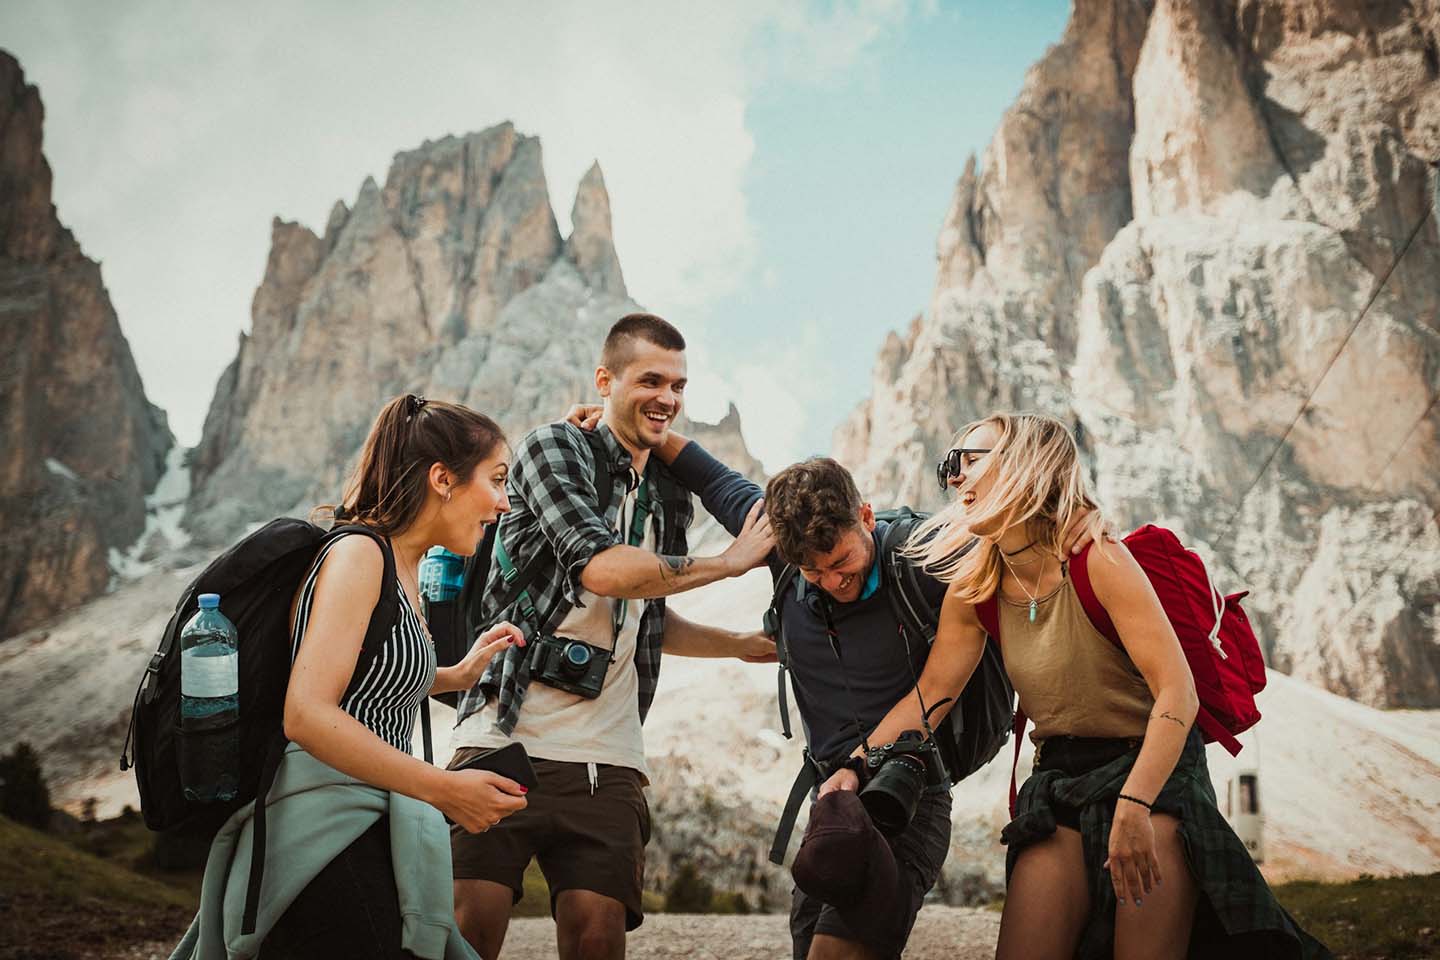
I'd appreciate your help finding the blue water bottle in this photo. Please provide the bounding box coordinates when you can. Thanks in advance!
[179,593,240,803]
[419,547,465,605]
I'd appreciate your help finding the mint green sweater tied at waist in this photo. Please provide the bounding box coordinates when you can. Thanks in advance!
[169,743,477,960]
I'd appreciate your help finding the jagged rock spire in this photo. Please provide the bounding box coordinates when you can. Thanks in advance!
[564,161,627,298]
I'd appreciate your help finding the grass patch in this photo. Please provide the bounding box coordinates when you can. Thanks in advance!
[1274,872,1440,959]
[515,859,552,917]
[979,872,1439,957]
[0,814,193,960]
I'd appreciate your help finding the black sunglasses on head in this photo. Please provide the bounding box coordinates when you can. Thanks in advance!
[936,447,992,491]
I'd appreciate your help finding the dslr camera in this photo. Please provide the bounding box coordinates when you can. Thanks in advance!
[531,634,611,699]
[859,730,949,837]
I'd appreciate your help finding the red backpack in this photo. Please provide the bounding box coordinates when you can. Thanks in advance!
[976,524,1265,815]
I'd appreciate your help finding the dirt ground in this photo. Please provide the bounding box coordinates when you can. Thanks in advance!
[116,907,1001,959]
[503,908,1004,959]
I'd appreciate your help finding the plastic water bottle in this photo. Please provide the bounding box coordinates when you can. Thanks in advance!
[179,593,239,803]
[419,547,465,604]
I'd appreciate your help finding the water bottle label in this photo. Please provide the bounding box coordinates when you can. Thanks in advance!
[182,654,239,698]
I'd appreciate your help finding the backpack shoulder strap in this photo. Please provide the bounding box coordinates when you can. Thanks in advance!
[646,461,689,550]
[580,428,616,517]
[878,515,936,642]
[1068,543,1122,648]
[765,563,803,739]
[458,522,499,636]
[324,525,401,687]
[975,597,1000,640]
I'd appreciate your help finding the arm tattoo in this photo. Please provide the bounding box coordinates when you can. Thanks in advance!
[658,555,695,582]
[1150,710,1188,730]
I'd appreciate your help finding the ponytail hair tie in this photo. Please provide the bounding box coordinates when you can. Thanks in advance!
[405,394,428,420]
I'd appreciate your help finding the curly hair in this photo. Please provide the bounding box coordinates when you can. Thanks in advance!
[764,457,864,566]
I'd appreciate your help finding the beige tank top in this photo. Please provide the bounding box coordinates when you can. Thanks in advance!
[998,574,1154,743]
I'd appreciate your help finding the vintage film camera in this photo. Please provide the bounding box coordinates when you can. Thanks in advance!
[530,634,611,699]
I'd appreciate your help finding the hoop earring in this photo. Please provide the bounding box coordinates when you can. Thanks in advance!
[443,490,452,503]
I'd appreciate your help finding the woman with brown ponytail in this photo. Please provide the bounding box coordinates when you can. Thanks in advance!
[856,413,1330,959]
[254,394,528,958]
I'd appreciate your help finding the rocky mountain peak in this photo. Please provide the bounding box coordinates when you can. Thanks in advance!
[0,52,57,262]
[185,124,755,543]
[835,0,1440,708]
[564,160,627,298]
[0,51,173,638]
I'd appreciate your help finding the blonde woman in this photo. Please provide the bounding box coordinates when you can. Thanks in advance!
[858,413,1329,959]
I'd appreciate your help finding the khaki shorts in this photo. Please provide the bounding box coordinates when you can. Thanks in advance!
[448,750,651,930]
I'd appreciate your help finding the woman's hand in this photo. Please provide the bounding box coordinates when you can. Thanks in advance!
[456,622,525,686]
[563,403,604,430]
[1104,798,1162,907]
[433,622,525,694]
[817,767,860,797]
[432,769,529,834]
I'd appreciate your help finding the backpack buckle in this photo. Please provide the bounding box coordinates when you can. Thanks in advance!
[762,607,779,637]
[146,651,165,674]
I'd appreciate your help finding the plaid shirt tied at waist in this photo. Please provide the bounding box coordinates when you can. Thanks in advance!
[455,422,691,735]
[1003,728,1332,959]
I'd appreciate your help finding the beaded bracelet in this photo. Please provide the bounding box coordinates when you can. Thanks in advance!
[1117,793,1154,811]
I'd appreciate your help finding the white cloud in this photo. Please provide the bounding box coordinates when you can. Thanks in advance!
[1,0,926,447]
[686,318,840,473]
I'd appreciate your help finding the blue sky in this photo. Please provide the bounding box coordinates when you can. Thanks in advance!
[1,1,1071,470]
[693,2,1072,463]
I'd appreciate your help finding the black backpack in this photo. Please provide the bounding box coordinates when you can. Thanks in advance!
[120,518,399,933]
[423,429,686,707]
[765,507,1014,863]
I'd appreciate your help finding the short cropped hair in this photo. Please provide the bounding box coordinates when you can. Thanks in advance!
[600,313,686,374]
[764,458,865,566]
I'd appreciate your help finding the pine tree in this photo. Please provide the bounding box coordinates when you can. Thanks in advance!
[0,742,52,829]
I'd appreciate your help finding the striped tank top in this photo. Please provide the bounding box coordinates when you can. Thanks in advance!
[290,534,436,752]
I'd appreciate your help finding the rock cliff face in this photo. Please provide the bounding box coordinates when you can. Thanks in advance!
[834,0,1440,707]
[0,52,172,638]
[185,125,759,540]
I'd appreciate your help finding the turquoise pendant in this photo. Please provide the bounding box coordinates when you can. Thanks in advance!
[1028,600,1038,623]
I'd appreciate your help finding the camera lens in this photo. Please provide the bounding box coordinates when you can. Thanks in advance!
[860,754,927,837]
[561,641,592,676]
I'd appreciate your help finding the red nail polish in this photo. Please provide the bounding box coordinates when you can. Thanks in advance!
[520,786,528,793]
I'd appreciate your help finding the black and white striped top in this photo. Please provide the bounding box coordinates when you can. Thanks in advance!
[290,535,436,752]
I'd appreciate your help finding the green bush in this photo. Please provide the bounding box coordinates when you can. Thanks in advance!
[664,861,714,913]
[711,890,752,915]
[0,742,52,829]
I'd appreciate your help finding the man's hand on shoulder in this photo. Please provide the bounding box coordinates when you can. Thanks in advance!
[1060,508,1117,555]
[735,630,777,663]
[719,498,774,575]
[562,403,603,431]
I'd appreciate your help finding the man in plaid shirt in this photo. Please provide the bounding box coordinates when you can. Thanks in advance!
[449,314,776,960]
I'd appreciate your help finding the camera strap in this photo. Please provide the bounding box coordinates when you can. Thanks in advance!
[611,479,652,639]
[492,536,541,627]
[819,597,873,758]
[820,572,950,783]
[894,618,951,784]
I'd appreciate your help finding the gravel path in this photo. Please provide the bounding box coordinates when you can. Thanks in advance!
[500,907,1001,959]
[117,907,1000,959]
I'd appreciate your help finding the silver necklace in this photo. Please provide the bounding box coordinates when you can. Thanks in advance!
[1001,551,1047,623]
